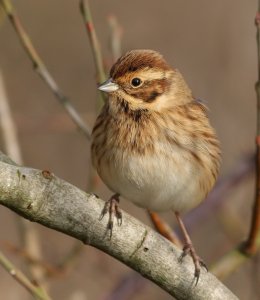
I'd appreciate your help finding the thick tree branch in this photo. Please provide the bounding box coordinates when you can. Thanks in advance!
[0,152,237,300]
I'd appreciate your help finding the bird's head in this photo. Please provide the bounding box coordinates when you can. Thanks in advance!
[98,49,193,111]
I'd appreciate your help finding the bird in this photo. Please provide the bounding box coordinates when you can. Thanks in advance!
[91,49,221,282]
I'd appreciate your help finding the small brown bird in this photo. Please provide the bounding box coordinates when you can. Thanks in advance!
[91,49,221,281]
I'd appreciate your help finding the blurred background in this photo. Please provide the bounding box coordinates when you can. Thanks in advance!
[0,0,258,299]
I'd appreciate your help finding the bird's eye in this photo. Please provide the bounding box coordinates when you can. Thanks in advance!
[131,77,142,87]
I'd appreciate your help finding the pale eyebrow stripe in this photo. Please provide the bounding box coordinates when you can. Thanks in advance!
[138,69,166,81]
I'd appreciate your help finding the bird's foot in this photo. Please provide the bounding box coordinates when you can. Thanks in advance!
[99,193,122,239]
[179,242,207,285]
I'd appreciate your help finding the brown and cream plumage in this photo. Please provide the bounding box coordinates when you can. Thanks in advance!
[91,49,221,281]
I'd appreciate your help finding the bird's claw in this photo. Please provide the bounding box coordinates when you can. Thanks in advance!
[99,193,122,239]
[179,243,207,285]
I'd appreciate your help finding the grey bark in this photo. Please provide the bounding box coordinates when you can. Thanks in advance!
[0,151,238,300]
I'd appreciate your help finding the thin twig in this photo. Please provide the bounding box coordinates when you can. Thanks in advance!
[79,0,106,194]
[2,240,86,278]
[0,251,52,300]
[108,14,123,63]
[79,0,106,84]
[210,233,260,279]
[1,68,84,282]
[79,0,107,108]
[244,3,260,255]
[0,71,50,291]
[1,0,92,140]
[0,71,22,164]
[2,242,64,277]
[6,242,89,280]
[210,3,260,276]
[0,1,92,288]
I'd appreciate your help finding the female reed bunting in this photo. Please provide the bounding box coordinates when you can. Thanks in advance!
[91,49,221,281]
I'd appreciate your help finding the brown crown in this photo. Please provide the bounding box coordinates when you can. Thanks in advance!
[110,49,171,79]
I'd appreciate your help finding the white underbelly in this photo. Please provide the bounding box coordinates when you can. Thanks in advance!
[98,149,206,213]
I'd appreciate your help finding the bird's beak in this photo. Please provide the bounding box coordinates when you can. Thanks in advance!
[98,78,119,93]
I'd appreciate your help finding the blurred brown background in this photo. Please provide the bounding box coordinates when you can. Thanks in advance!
[0,0,258,299]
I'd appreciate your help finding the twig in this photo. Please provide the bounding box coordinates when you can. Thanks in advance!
[0,71,22,164]
[209,4,260,277]
[108,15,123,63]
[1,0,92,140]
[0,152,238,300]
[210,233,260,279]
[79,0,107,108]
[244,3,260,255]
[2,240,86,278]
[2,242,64,277]
[79,0,106,84]
[0,251,52,300]
[0,1,90,286]
[79,0,106,194]
[0,71,50,291]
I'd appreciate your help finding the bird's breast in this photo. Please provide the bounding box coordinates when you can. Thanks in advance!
[91,103,220,212]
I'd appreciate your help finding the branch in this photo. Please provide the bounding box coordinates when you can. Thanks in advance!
[0,71,50,291]
[0,251,51,300]
[108,14,123,63]
[210,236,260,279]
[0,152,238,300]
[79,0,107,108]
[0,71,22,164]
[1,0,92,140]
[244,2,260,255]
[79,0,106,85]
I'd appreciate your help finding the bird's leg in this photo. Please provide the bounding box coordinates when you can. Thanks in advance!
[175,211,207,284]
[99,193,122,238]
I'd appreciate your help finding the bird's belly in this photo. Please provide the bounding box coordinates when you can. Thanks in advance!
[98,150,206,213]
